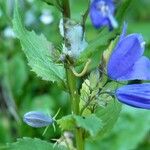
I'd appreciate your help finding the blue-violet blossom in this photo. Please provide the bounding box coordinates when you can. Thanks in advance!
[23,111,53,128]
[116,83,150,109]
[90,0,118,29]
[107,24,150,81]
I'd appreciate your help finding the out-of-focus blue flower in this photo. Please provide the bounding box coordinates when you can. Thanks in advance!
[23,111,53,128]
[116,83,150,109]
[90,0,118,29]
[107,24,150,81]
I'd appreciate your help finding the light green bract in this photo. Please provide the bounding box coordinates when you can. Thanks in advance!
[13,0,65,83]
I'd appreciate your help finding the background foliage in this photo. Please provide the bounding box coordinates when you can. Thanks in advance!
[0,0,150,149]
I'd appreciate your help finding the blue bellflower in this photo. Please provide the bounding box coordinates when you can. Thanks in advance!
[23,111,53,128]
[90,0,118,29]
[107,24,150,109]
[116,83,150,109]
[107,24,150,81]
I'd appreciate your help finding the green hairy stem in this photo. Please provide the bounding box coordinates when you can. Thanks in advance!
[62,1,84,149]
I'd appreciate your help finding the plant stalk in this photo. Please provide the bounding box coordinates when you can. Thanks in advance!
[65,65,79,114]
[62,0,71,18]
[65,65,84,150]
[62,1,84,149]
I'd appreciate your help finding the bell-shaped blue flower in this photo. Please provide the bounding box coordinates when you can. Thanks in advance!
[107,24,150,81]
[116,83,150,109]
[90,0,118,29]
[23,111,53,128]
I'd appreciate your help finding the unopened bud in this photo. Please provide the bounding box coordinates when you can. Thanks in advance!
[23,111,53,128]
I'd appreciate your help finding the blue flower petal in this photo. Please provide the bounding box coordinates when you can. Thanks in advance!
[107,34,145,80]
[90,9,110,29]
[90,0,116,29]
[116,83,150,109]
[118,56,150,80]
[23,111,53,128]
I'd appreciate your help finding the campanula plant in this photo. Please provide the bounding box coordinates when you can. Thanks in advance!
[9,0,150,150]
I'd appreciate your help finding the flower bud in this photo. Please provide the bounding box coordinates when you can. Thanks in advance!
[115,83,150,109]
[23,111,53,128]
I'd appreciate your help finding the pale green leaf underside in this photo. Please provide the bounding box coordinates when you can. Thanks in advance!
[13,0,65,83]
[5,137,65,150]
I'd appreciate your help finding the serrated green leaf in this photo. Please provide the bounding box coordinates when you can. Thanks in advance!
[88,70,100,89]
[85,100,122,150]
[74,114,103,137]
[80,78,99,116]
[57,115,76,131]
[13,0,65,83]
[94,82,122,138]
[5,137,65,150]
[80,79,91,104]
[57,114,102,137]
[95,100,122,139]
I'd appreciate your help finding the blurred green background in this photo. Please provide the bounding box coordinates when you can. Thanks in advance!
[0,0,150,149]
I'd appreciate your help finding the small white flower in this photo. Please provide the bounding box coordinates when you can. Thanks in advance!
[4,27,15,38]
[40,9,53,25]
